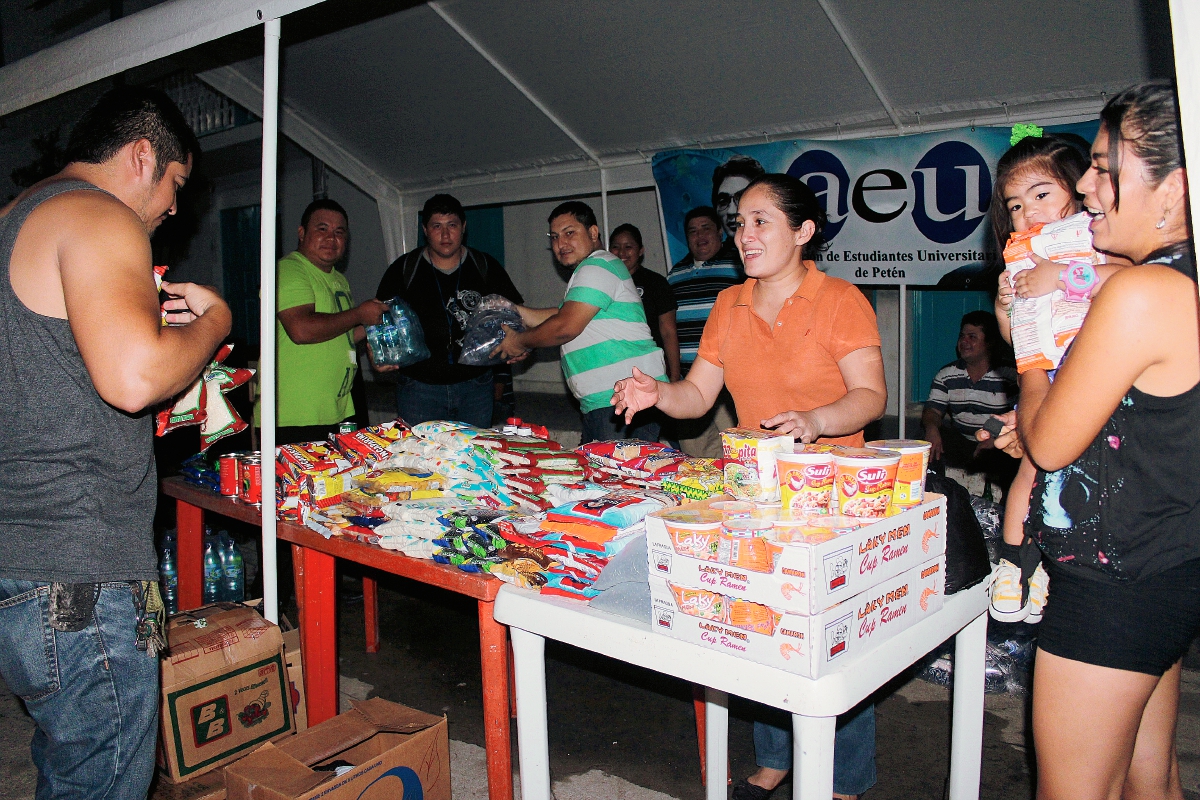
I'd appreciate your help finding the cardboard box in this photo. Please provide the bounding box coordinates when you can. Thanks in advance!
[159,603,295,782]
[646,495,946,615]
[281,628,307,732]
[150,769,226,800]
[649,557,946,678]
[224,698,450,800]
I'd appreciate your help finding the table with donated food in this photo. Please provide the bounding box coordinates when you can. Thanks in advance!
[167,406,988,795]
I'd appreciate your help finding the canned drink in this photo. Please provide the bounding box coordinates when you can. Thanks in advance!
[338,421,356,434]
[218,451,250,497]
[218,453,240,496]
[239,457,263,505]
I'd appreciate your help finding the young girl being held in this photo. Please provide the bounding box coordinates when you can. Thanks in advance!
[987,131,1127,622]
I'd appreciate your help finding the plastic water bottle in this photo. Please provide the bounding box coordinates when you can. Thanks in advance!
[221,537,245,602]
[202,537,223,604]
[159,535,178,615]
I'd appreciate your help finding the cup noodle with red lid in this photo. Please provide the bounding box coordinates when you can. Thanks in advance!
[645,493,947,616]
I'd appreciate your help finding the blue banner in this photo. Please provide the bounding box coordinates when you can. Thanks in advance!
[653,122,1098,287]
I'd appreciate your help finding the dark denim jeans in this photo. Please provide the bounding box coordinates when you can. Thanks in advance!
[752,700,876,796]
[396,372,494,428]
[0,581,159,800]
[580,406,661,446]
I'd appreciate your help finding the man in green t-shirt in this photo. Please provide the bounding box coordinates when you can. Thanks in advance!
[267,199,389,443]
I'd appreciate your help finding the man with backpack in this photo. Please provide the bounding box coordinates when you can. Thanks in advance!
[376,194,523,426]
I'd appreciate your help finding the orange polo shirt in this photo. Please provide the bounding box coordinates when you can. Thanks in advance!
[696,262,881,447]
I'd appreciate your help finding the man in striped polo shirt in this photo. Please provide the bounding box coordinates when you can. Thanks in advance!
[493,201,665,444]
[922,310,1018,488]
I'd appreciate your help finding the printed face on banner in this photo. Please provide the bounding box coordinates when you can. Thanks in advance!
[653,122,1099,287]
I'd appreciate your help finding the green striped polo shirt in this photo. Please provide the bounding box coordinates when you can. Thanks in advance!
[560,250,666,413]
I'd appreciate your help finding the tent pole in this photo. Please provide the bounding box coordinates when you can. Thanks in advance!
[259,15,281,625]
[1171,0,1200,245]
[898,285,906,439]
[600,168,610,247]
[654,183,673,275]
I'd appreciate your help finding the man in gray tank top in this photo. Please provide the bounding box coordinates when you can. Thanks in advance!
[0,87,230,799]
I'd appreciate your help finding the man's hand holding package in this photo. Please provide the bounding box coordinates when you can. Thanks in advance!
[491,324,530,363]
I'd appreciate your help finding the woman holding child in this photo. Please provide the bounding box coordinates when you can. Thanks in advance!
[987,80,1199,799]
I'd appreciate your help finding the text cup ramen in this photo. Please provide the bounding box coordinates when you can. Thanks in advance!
[833,448,901,518]
[866,439,931,506]
[776,451,836,516]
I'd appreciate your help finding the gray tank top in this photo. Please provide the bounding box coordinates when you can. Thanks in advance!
[0,180,158,582]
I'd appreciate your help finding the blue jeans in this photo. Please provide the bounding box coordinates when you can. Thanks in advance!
[580,406,661,446]
[753,701,876,796]
[0,581,159,800]
[396,372,494,428]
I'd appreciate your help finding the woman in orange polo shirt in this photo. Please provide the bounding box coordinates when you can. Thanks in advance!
[613,173,886,799]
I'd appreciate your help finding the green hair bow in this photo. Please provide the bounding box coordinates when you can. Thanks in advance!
[1010,123,1044,146]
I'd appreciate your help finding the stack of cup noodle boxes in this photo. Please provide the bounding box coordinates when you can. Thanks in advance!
[153,603,449,800]
[647,429,946,679]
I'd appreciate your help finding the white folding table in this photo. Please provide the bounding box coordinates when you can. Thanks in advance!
[493,578,990,800]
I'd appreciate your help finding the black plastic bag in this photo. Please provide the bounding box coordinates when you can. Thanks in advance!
[926,470,992,593]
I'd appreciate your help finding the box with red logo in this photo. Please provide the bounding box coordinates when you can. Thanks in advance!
[158,603,294,783]
[645,494,946,615]
[649,556,946,678]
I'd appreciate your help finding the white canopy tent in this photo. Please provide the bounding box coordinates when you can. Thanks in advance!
[1,0,1196,624]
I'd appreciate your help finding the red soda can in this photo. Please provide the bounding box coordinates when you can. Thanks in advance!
[218,452,245,497]
[239,456,263,505]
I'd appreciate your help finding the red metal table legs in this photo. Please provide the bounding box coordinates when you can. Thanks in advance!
[175,499,204,610]
[363,575,380,654]
[479,600,513,800]
[294,544,339,726]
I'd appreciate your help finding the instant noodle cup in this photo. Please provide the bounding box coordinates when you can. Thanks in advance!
[664,519,723,561]
[776,451,836,516]
[720,519,780,572]
[669,583,727,622]
[807,514,866,532]
[657,506,724,525]
[751,503,783,521]
[833,448,901,518]
[721,428,794,502]
[726,597,784,636]
[710,500,754,518]
[867,439,932,507]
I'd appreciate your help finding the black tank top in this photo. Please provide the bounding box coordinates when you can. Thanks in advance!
[1029,250,1200,582]
[0,180,158,582]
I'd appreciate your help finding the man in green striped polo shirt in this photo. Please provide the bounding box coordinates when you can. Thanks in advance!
[493,201,666,443]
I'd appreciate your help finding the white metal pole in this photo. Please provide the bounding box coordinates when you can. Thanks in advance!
[1171,0,1200,243]
[259,16,281,624]
[898,284,907,439]
[600,167,610,248]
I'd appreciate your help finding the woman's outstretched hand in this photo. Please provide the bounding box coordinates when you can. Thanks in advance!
[612,367,661,424]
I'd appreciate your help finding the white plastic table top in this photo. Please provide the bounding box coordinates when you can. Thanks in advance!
[494,578,990,800]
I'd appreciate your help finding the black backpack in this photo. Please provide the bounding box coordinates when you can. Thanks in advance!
[925,470,992,593]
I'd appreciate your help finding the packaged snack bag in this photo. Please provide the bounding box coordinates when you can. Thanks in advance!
[721,428,794,502]
[1004,212,1102,373]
